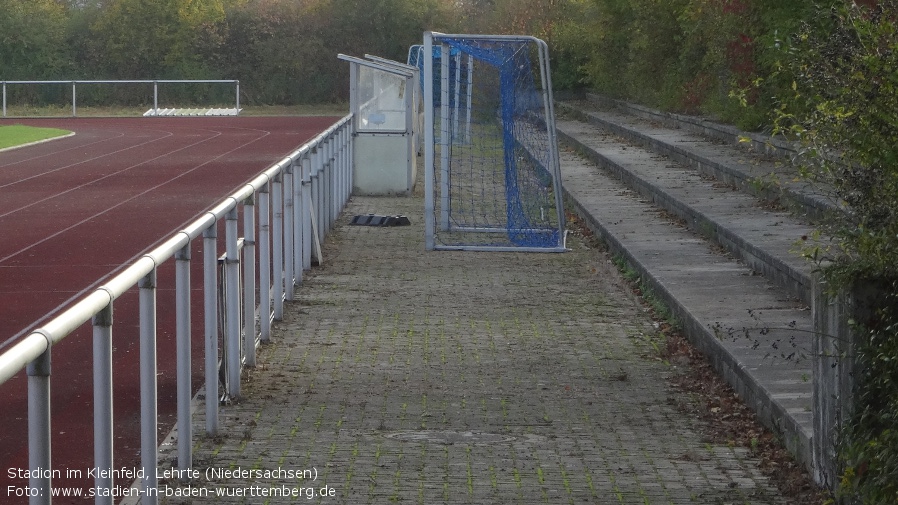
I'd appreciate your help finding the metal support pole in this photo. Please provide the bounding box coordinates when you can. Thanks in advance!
[203,225,219,434]
[175,245,192,475]
[3,82,6,117]
[536,39,567,243]
[72,81,77,117]
[153,81,158,116]
[453,51,461,139]
[311,145,322,248]
[335,132,342,222]
[347,122,354,197]
[313,169,323,250]
[235,81,240,113]
[466,55,474,144]
[301,155,312,272]
[292,161,303,287]
[335,131,344,209]
[139,270,158,505]
[424,32,436,250]
[243,197,256,367]
[259,185,272,343]
[336,130,345,207]
[329,135,338,227]
[27,348,51,505]
[321,139,331,235]
[315,150,325,243]
[225,207,241,399]
[312,147,322,241]
[93,304,114,505]
[272,174,284,320]
[440,42,451,231]
[284,168,295,301]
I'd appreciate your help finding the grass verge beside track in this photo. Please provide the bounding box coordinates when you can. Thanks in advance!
[0,125,72,149]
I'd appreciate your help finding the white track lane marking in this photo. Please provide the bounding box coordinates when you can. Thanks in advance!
[1,125,274,344]
[0,129,174,190]
[0,128,223,219]
[0,130,128,169]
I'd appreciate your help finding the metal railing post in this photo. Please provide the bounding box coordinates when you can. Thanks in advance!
[225,208,241,399]
[72,81,77,117]
[154,81,159,116]
[138,270,158,504]
[93,304,114,505]
[292,159,303,286]
[27,347,51,505]
[235,81,240,113]
[242,196,256,367]
[341,127,351,205]
[347,124,354,201]
[321,137,331,234]
[327,134,336,230]
[2,82,6,117]
[318,155,326,241]
[175,244,192,475]
[272,174,284,319]
[259,185,272,343]
[334,131,343,212]
[347,125,353,196]
[301,154,313,271]
[203,225,219,434]
[330,133,338,228]
[313,148,324,246]
[284,167,295,301]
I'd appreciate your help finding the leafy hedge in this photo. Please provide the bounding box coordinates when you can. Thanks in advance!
[550,0,814,130]
[778,2,898,502]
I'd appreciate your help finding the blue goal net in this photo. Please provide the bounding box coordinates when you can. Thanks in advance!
[421,33,566,252]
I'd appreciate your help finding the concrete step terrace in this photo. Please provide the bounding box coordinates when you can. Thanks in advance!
[556,100,817,471]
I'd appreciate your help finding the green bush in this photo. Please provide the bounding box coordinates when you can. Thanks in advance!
[775,2,898,502]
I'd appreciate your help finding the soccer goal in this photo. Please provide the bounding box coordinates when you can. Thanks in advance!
[421,32,567,252]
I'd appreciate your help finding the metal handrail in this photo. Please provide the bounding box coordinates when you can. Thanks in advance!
[0,113,354,505]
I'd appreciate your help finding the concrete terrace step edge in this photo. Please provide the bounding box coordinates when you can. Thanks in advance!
[557,99,839,221]
[584,93,798,158]
[556,122,814,306]
[560,168,814,473]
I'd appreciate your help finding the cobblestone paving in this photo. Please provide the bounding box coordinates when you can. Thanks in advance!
[158,195,785,504]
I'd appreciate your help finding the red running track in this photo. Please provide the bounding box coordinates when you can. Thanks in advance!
[0,116,340,503]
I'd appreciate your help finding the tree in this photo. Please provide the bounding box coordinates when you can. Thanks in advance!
[88,0,227,78]
[0,0,70,79]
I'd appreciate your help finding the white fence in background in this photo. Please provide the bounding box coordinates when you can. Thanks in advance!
[0,114,353,505]
[1,79,240,117]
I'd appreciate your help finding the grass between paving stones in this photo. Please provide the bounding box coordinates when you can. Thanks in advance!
[564,207,831,505]
[0,124,71,149]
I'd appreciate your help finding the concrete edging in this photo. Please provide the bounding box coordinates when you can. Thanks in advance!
[0,131,76,153]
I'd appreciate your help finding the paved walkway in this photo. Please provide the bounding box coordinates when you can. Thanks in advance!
[157,194,785,504]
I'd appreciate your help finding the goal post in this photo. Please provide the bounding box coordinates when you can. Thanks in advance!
[421,32,567,252]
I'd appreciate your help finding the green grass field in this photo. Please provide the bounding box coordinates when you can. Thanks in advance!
[0,125,72,150]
